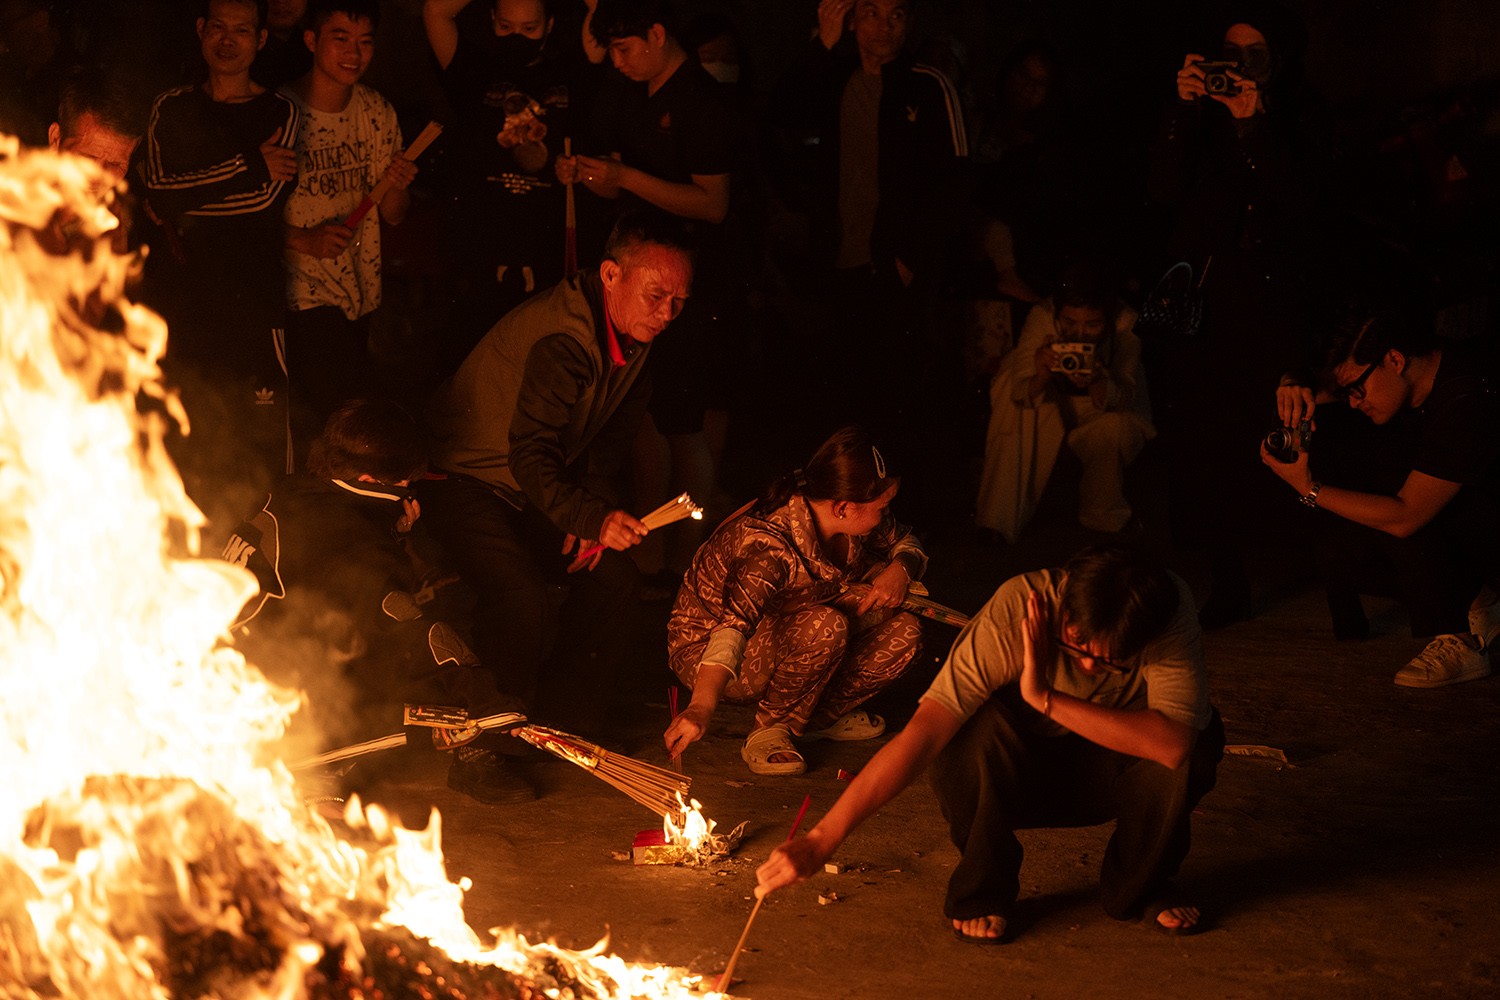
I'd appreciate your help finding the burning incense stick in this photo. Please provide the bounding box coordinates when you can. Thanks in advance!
[715,794,812,994]
[568,492,703,570]
[563,136,578,274]
[341,120,442,229]
[667,686,683,774]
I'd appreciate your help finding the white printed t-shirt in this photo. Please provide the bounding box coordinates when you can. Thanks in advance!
[281,83,400,320]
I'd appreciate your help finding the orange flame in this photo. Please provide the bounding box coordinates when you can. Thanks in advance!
[0,135,726,998]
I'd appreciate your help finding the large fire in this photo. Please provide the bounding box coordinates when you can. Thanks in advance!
[0,136,723,998]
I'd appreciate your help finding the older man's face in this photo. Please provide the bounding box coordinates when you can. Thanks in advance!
[601,244,693,344]
[50,111,137,180]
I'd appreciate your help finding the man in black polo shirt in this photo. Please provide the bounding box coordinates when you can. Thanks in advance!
[555,0,734,582]
[1265,306,1500,688]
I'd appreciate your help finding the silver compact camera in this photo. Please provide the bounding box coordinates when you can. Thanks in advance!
[1051,341,1096,374]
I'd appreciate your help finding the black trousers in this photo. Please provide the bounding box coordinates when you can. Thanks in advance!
[415,475,640,737]
[932,694,1224,922]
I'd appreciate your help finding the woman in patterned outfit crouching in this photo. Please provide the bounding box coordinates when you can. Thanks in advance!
[663,426,927,775]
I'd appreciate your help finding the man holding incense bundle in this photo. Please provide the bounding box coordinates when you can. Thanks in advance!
[663,427,927,777]
[420,209,694,792]
[755,545,1224,941]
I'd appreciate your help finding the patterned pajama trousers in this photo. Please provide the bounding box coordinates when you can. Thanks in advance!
[678,606,923,735]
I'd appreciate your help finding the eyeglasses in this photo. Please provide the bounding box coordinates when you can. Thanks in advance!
[1056,635,1129,673]
[1336,362,1377,402]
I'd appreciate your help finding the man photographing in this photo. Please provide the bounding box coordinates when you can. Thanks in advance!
[1264,305,1500,687]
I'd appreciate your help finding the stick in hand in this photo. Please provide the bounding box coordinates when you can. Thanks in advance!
[342,120,442,229]
[715,794,812,994]
[567,492,703,573]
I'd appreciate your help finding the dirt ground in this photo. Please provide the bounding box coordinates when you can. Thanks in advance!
[351,474,1500,1000]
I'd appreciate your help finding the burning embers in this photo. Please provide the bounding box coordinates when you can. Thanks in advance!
[0,136,722,998]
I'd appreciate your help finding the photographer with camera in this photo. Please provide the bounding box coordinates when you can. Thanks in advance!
[1146,2,1328,629]
[1261,306,1500,688]
[977,263,1154,543]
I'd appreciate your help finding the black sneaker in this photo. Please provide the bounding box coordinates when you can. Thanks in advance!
[447,746,537,804]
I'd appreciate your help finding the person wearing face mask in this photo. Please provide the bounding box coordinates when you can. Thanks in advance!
[423,0,595,369]
[1146,1,1328,631]
[977,262,1154,544]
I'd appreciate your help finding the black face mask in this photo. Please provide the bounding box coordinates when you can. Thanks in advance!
[494,32,545,67]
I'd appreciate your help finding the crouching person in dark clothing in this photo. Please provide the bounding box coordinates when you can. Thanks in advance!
[223,398,535,804]
[756,544,1224,943]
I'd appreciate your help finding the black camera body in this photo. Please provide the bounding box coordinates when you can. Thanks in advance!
[1196,60,1242,96]
[1265,421,1313,464]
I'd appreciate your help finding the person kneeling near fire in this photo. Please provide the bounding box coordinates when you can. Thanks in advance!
[223,399,531,805]
[756,544,1224,940]
[662,427,926,776]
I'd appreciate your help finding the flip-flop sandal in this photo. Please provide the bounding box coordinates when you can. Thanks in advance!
[740,725,806,776]
[803,710,886,742]
[950,914,1008,945]
[1142,894,1203,937]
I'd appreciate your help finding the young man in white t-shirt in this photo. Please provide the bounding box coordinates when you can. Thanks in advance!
[281,0,417,453]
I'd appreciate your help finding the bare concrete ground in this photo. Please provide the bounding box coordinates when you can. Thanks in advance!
[357,551,1499,1000]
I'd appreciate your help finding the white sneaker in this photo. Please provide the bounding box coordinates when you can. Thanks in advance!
[1393,634,1491,688]
[1469,601,1500,651]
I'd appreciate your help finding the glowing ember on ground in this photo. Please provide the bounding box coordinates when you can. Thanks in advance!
[0,135,726,998]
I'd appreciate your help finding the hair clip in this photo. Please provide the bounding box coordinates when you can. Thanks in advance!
[871,446,886,480]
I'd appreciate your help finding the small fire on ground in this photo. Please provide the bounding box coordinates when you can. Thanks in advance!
[0,136,725,998]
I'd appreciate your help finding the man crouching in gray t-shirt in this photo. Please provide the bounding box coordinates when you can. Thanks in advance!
[754,544,1224,944]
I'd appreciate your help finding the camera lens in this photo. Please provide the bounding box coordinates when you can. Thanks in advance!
[1264,428,1291,452]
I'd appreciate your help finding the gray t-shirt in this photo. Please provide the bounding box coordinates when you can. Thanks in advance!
[923,568,1211,733]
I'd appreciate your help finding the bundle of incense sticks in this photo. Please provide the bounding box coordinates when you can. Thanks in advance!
[341,120,442,229]
[570,492,703,568]
[900,592,973,629]
[513,725,692,818]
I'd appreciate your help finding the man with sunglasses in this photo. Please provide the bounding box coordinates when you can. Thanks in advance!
[1265,306,1500,687]
[756,545,1223,942]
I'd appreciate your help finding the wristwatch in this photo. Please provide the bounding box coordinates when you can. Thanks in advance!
[1300,482,1322,508]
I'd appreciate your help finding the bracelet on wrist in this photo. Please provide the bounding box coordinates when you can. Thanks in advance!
[1300,482,1322,508]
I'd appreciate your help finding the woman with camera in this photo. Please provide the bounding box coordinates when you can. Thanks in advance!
[976,263,1154,544]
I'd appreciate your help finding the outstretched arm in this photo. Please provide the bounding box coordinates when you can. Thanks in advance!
[421,0,474,70]
[756,698,962,897]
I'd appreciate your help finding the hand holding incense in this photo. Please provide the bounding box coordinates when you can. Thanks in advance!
[715,794,812,994]
[567,492,703,572]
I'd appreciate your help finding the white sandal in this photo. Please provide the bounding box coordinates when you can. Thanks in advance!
[740,725,806,776]
[803,710,886,742]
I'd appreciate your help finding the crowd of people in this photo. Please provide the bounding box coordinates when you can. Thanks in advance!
[7,0,1497,947]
